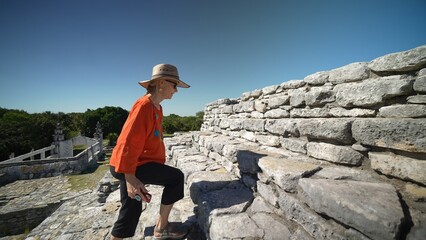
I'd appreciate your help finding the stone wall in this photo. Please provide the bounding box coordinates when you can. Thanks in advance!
[187,45,426,239]
[0,141,101,186]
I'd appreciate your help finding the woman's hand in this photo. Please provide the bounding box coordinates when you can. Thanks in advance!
[124,174,150,202]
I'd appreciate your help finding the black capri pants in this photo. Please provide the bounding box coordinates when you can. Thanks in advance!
[109,162,184,238]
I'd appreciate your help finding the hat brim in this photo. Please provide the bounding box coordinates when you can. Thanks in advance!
[138,77,190,89]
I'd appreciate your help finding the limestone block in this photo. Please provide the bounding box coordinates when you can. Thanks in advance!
[241,130,256,142]
[242,100,255,112]
[289,88,306,107]
[280,137,307,154]
[229,118,244,131]
[329,107,376,117]
[414,75,426,92]
[404,183,426,202]
[306,142,364,166]
[241,92,251,100]
[369,151,426,185]
[247,196,274,214]
[368,45,426,72]
[303,71,329,86]
[233,103,244,113]
[218,118,230,129]
[298,178,405,240]
[251,111,264,118]
[187,171,234,204]
[243,119,265,132]
[329,62,369,84]
[334,75,414,107]
[352,118,426,153]
[278,190,363,240]
[290,107,330,118]
[236,149,266,174]
[407,95,426,104]
[268,93,290,109]
[265,119,299,137]
[222,144,239,163]
[222,105,233,114]
[264,108,290,118]
[250,89,263,99]
[290,227,316,240]
[176,155,209,181]
[209,213,263,240]
[313,166,380,182]
[257,181,279,207]
[262,85,279,95]
[280,79,305,89]
[305,86,335,106]
[251,212,291,240]
[255,134,280,147]
[298,118,354,144]
[378,104,426,118]
[258,156,321,192]
[254,99,267,113]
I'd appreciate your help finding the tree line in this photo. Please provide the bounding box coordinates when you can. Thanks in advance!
[0,107,204,161]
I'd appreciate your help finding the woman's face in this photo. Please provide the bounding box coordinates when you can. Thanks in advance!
[162,79,178,99]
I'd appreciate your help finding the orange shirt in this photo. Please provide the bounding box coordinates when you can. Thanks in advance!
[109,95,165,174]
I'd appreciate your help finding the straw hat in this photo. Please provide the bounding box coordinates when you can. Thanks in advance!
[138,63,190,88]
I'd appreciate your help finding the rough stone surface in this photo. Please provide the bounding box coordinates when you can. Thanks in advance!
[334,75,414,107]
[298,178,405,240]
[414,75,426,92]
[298,119,354,144]
[368,45,426,72]
[306,142,364,166]
[352,118,426,153]
[369,151,426,185]
[329,62,369,84]
[378,104,426,118]
[303,71,329,85]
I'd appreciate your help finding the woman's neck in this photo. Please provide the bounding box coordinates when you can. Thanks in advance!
[148,94,162,109]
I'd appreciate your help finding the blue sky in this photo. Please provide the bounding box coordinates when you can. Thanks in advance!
[1,0,425,116]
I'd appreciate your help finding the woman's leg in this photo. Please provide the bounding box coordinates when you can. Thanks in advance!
[109,166,143,238]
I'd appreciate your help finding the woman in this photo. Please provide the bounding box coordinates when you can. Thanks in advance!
[109,63,190,240]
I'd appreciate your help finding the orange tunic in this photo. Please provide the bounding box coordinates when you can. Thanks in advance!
[109,95,165,174]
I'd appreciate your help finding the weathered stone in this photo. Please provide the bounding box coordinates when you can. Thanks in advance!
[407,95,426,104]
[255,134,280,147]
[264,108,290,118]
[262,85,279,95]
[265,119,299,137]
[257,181,279,207]
[352,118,426,152]
[290,227,316,240]
[258,156,321,192]
[228,118,244,131]
[405,183,426,202]
[298,118,354,144]
[254,100,267,113]
[187,171,234,203]
[298,178,405,240]
[243,119,265,132]
[247,196,274,214]
[278,190,359,240]
[334,75,414,107]
[268,93,290,108]
[329,107,376,117]
[314,166,380,182]
[329,62,369,84]
[290,107,330,118]
[251,111,264,118]
[251,212,291,240]
[304,71,329,85]
[369,151,426,185]
[280,137,307,154]
[379,104,426,118]
[209,213,263,240]
[236,149,267,174]
[289,88,306,107]
[307,142,364,166]
[305,86,335,106]
[250,89,263,98]
[368,45,426,72]
[280,79,305,89]
[242,100,255,112]
[414,75,426,92]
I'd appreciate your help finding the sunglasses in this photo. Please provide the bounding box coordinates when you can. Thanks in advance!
[165,80,177,89]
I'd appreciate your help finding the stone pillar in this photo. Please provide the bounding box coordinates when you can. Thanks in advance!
[53,123,64,157]
[94,121,104,158]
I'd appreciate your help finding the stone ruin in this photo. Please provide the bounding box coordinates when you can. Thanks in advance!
[0,45,425,239]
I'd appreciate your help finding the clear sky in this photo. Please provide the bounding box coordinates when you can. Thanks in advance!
[1,0,425,116]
